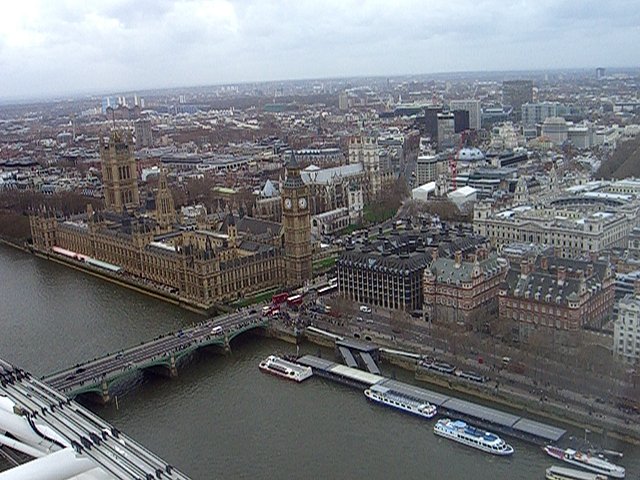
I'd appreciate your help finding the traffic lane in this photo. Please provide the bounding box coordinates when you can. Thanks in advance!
[47,312,260,381]
[46,311,256,379]
[52,316,263,389]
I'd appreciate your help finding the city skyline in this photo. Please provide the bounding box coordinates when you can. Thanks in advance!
[2,0,639,100]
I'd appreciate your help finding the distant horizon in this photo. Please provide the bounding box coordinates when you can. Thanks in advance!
[3,1,639,104]
[1,65,638,106]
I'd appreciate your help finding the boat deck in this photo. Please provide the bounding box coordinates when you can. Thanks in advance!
[297,355,566,444]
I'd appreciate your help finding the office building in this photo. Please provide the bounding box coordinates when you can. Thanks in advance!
[450,99,481,130]
[134,119,153,149]
[437,113,456,149]
[614,294,640,365]
[502,80,534,121]
[453,110,470,133]
[541,117,569,146]
[522,102,558,126]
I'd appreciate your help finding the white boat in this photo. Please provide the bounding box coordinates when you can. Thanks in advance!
[364,385,437,419]
[433,418,514,456]
[546,465,608,480]
[544,446,625,479]
[258,355,312,382]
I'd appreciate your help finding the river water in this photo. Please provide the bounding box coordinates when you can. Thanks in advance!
[0,245,638,479]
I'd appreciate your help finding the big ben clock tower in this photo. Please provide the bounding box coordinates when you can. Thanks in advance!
[282,153,312,287]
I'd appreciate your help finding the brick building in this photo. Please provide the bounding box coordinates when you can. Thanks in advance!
[423,249,508,323]
[498,256,615,346]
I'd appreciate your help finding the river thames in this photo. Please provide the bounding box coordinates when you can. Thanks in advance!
[0,245,638,479]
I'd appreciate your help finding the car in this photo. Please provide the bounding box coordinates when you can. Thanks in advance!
[365,318,374,324]
[64,375,76,381]
[75,367,86,374]
[211,326,223,335]
[359,305,372,313]
[115,353,123,360]
[356,316,363,323]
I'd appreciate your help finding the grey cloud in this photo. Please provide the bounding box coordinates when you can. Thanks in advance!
[0,0,638,99]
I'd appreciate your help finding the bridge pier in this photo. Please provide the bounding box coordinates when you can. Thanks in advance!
[169,354,178,378]
[145,355,178,378]
[100,380,110,404]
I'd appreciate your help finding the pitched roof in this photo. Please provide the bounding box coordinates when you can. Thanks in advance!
[236,216,282,237]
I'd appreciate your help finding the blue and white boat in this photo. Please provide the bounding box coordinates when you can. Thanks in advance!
[433,418,514,456]
[364,385,437,419]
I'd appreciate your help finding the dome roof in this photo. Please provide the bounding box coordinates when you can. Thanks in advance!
[457,148,485,161]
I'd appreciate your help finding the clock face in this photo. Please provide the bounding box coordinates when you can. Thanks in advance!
[284,198,292,209]
[298,197,307,209]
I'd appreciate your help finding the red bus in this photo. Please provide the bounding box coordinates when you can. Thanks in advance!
[272,292,289,305]
[286,294,303,307]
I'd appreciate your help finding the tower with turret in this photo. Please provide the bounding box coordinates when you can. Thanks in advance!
[281,153,312,287]
[155,169,176,232]
[100,130,140,214]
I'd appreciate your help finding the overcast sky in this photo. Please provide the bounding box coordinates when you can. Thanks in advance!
[1,0,639,100]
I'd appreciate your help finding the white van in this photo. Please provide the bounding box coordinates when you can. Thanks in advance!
[211,326,223,335]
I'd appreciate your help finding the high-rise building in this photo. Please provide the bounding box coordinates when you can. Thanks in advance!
[541,117,568,146]
[449,99,481,130]
[502,80,534,121]
[596,67,606,80]
[421,106,443,140]
[416,155,440,185]
[135,119,153,149]
[522,102,558,126]
[281,154,312,287]
[338,92,349,110]
[614,294,640,365]
[436,113,455,149]
[452,110,470,133]
[100,130,140,213]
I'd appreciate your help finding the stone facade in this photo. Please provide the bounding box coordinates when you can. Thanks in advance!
[29,129,294,309]
[614,294,640,365]
[281,155,312,287]
[474,181,640,258]
[30,209,285,308]
[100,131,140,213]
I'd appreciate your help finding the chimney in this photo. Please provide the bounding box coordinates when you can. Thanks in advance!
[557,265,566,286]
[454,250,462,267]
[634,279,640,298]
[586,264,594,278]
[520,259,530,277]
[540,256,548,271]
[431,247,439,260]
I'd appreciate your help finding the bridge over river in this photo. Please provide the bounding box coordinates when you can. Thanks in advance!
[42,310,267,403]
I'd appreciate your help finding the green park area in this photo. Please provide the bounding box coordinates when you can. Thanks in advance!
[313,256,337,273]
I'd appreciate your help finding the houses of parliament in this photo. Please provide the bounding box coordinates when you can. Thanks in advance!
[29,130,312,309]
